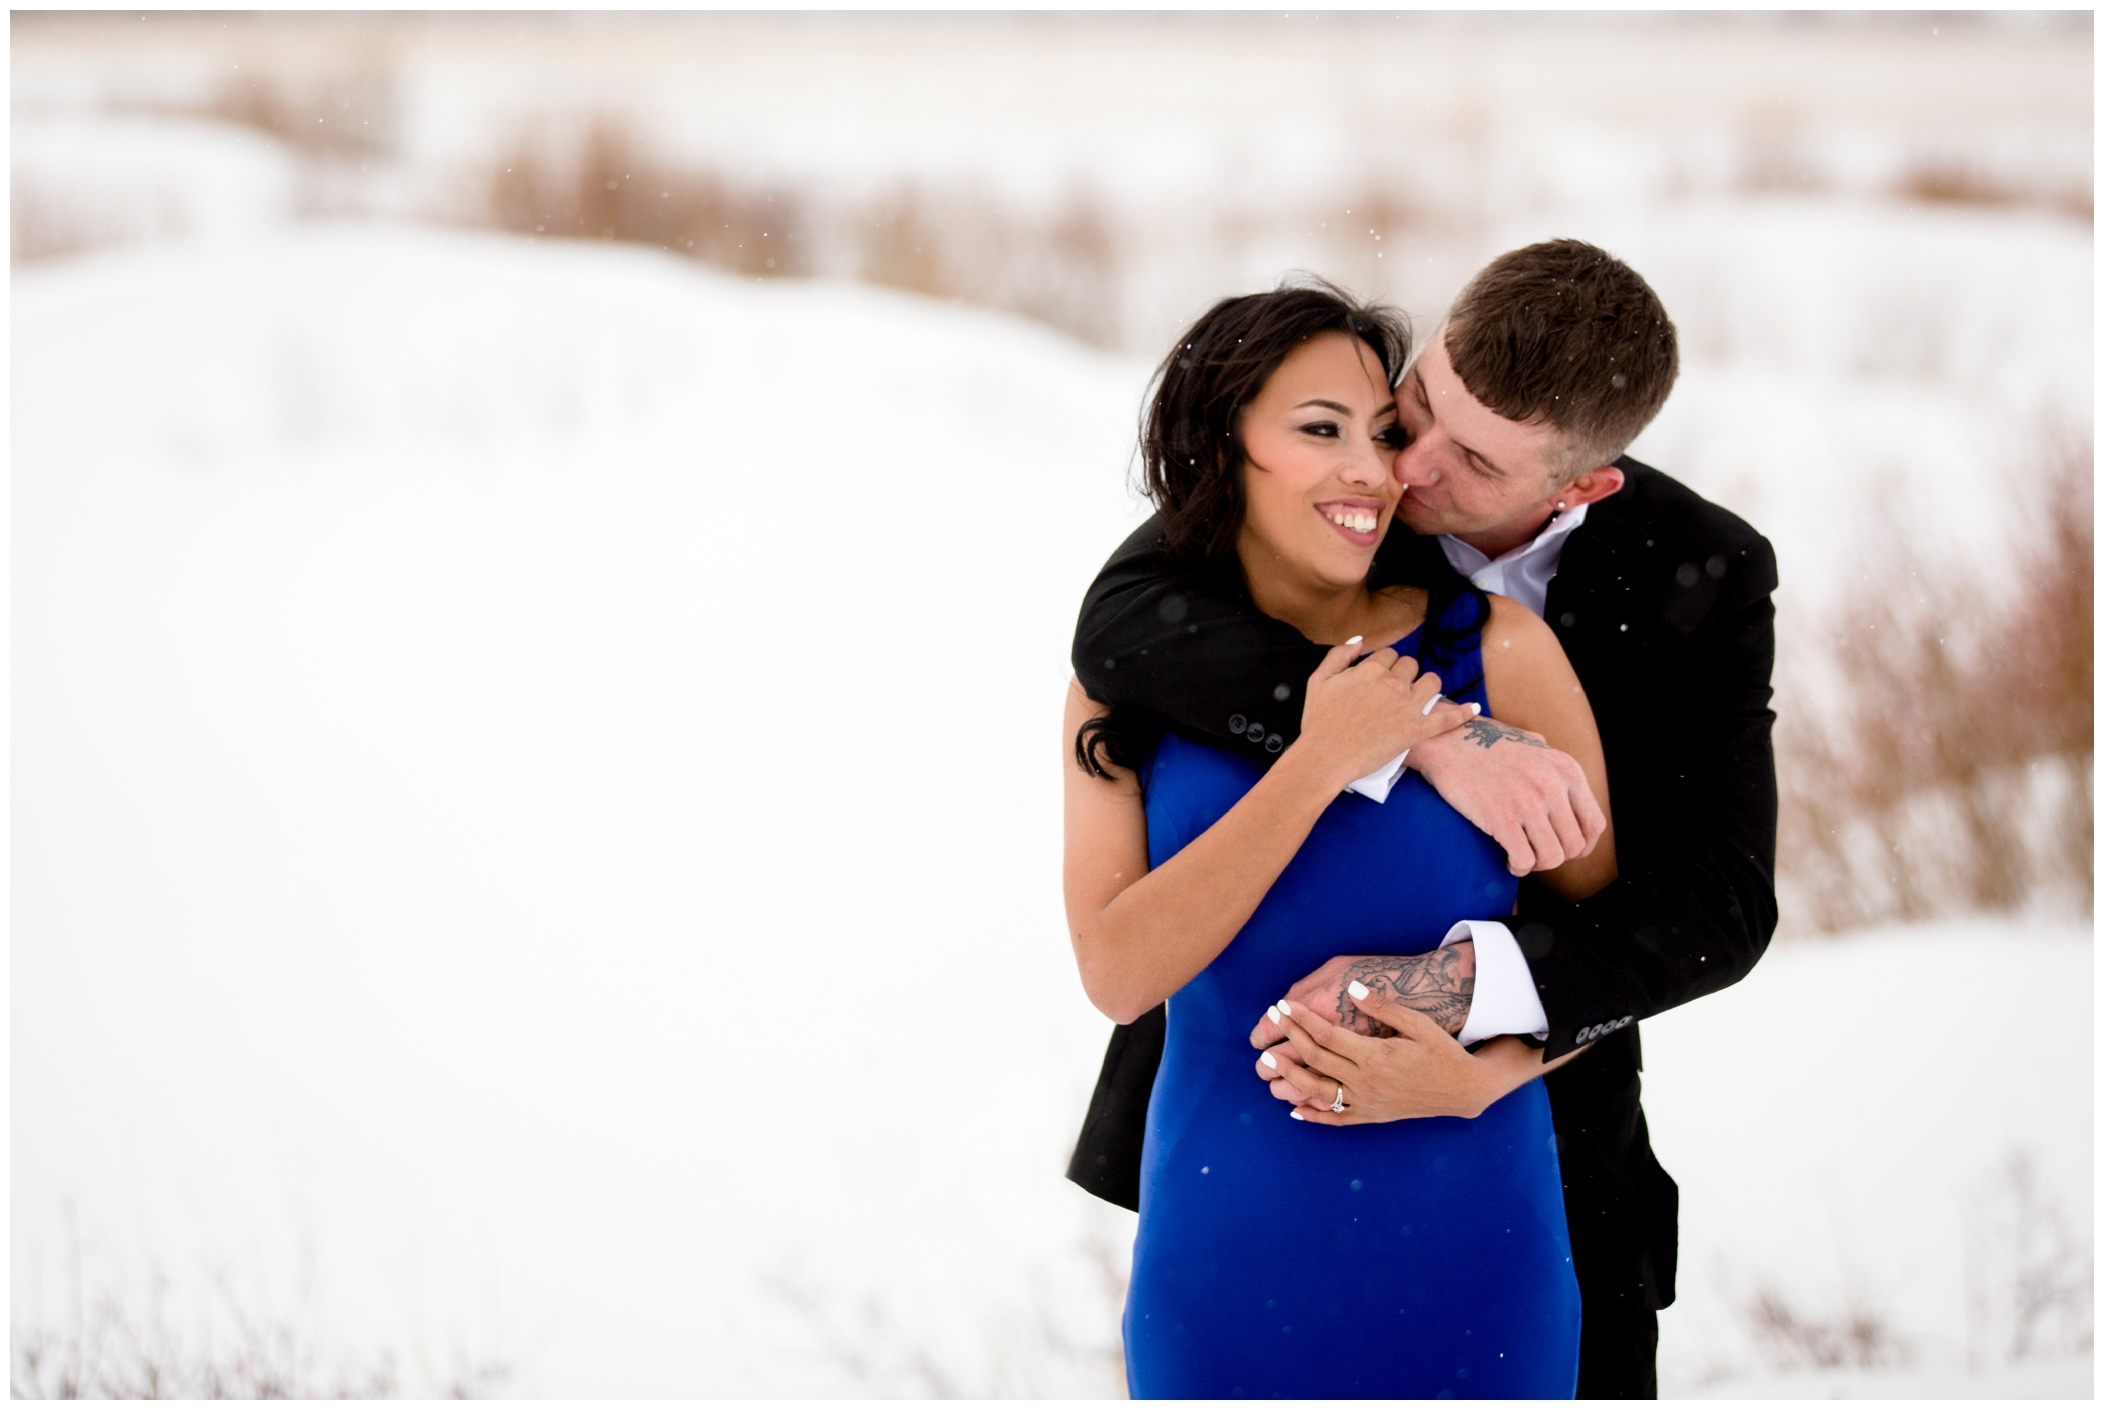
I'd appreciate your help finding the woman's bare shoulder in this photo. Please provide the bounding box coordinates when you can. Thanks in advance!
[1479,592,1566,665]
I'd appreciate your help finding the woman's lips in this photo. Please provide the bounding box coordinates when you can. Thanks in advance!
[1317,499,1385,547]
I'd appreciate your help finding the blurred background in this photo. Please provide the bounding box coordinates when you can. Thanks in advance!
[11,10,2091,1398]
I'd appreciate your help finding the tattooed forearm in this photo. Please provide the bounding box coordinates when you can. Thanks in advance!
[1334,950,1475,1037]
[1459,717,1550,751]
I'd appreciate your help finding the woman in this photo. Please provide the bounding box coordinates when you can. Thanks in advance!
[1062,282,1616,1398]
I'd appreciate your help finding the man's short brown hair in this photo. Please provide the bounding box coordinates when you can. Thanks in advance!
[1444,239,1678,482]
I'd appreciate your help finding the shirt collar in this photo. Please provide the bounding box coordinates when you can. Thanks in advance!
[1439,500,1591,576]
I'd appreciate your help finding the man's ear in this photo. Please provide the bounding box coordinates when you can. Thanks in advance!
[1558,465,1625,510]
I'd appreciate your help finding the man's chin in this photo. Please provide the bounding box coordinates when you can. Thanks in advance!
[1395,506,1461,539]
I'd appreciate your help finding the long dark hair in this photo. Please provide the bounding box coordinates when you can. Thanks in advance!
[1076,278,1486,779]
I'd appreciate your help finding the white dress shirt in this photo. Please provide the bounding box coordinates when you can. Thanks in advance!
[1432,503,1593,1045]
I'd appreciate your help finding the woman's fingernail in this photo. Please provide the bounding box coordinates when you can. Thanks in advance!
[1347,980,1370,1001]
[1261,1051,1278,1069]
[1469,702,1482,715]
[1266,1005,1282,1025]
[1421,693,1444,716]
[1344,635,1363,646]
[1277,1000,1292,1017]
[1290,1109,1306,1121]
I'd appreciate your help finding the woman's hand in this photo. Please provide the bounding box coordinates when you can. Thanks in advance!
[1255,995,1502,1122]
[1293,638,1479,789]
[1253,985,1588,1123]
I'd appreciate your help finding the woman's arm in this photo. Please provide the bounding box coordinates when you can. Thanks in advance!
[1476,594,1617,901]
[1064,642,1475,1025]
[1072,521,1601,878]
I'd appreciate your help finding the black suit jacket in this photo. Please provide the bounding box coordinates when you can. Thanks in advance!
[1064,457,1778,1312]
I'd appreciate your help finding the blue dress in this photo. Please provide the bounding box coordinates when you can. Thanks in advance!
[1123,595,1580,1399]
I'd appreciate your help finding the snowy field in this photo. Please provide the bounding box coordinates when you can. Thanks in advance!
[12,12,2093,1399]
[14,226,2091,1396]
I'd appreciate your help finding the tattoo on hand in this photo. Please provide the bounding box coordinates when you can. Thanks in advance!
[1460,717,1549,751]
[1334,951,1475,1037]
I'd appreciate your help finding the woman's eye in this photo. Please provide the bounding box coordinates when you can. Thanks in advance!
[1377,425,1409,450]
[1300,421,1340,438]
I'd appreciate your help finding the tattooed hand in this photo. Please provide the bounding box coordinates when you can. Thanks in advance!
[1246,945,1477,1055]
[1407,716,1604,875]
[1457,716,1552,751]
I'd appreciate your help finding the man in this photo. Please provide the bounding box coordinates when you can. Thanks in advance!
[1065,240,1778,1397]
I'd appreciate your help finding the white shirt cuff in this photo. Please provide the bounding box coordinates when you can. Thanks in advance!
[1343,749,1410,803]
[1440,919,1549,1046]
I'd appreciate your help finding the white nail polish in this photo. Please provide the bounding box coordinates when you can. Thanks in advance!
[1344,635,1363,646]
[1290,1109,1306,1121]
[1347,980,1370,1001]
[1469,702,1482,716]
[1261,1051,1278,1069]
[1421,693,1443,716]
[1266,1005,1281,1025]
[1277,1000,1292,1017]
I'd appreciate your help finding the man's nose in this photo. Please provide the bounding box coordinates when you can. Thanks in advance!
[1392,434,1440,488]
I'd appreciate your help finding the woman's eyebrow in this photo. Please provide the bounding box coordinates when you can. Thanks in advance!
[1293,399,1356,415]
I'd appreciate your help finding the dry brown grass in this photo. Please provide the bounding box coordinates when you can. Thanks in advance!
[11,1208,514,1400]
[1776,436,2093,932]
[857,187,1121,348]
[488,119,810,279]
[8,180,147,264]
[203,66,399,160]
[759,1216,1131,1397]
[1895,164,2092,224]
[479,116,1125,346]
[1964,1151,2094,1368]
[1744,1287,1911,1372]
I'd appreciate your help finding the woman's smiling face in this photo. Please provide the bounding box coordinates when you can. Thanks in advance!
[1234,331,1405,591]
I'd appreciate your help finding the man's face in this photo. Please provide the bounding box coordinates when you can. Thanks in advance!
[1390,328,1570,548]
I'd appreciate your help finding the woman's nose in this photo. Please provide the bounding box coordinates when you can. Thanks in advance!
[1341,436,1387,486]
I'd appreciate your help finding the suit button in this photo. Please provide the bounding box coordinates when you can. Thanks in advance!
[1229,714,1247,734]
[1265,734,1284,753]
[1246,720,1266,740]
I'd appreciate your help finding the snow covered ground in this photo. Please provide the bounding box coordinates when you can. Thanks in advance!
[14,225,2090,1396]
[13,227,1149,1396]
[1644,922,2092,1397]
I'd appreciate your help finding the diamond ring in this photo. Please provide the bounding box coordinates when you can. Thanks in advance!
[1330,1085,1348,1114]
